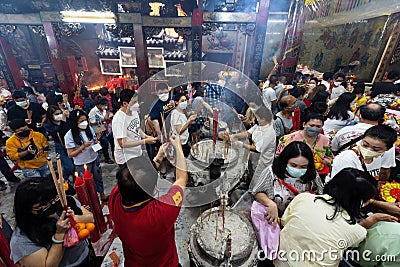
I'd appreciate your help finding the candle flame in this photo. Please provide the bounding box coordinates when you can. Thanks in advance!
[84,164,87,170]
[75,171,79,178]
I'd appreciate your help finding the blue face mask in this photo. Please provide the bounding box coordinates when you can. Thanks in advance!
[286,165,307,178]
[354,117,360,124]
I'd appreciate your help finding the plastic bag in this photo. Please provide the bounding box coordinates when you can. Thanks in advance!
[63,227,79,247]
[250,201,280,260]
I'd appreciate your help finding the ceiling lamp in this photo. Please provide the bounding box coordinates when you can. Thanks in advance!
[61,11,116,24]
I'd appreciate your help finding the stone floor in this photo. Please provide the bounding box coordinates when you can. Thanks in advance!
[0,153,205,267]
[0,141,256,267]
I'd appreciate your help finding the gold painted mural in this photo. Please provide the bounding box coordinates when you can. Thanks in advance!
[299,15,392,81]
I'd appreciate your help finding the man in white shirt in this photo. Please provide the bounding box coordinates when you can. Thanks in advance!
[330,72,346,100]
[332,103,395,180]
[112,89,157,168]
[88,97,114,164]
[321,72,333,92]
[262,75,278,110]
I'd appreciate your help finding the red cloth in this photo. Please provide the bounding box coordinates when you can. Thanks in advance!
[109,185,184,267]
[303,98,311,107]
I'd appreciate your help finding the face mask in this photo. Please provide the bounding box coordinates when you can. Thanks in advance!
[78,121,88,130]
[350,103,357,109]
[358,145,384,159]
[54,114,63,121]
[130,102,139,112]
[179,101,188,110]
[18,129,31,138]
[249,107,257,113]
[334,82,342,87]
[264,80,270,88]
[36,199,60,218]
[305,126,321,137]
[354,117,360,124]
[309,84,316,89]
[16,100,28,107]
[158,93,169,102]
[286,165,307,178]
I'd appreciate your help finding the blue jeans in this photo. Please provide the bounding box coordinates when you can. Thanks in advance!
[55,142,75,180]
[22,164,50,179]
[75,158,104,193]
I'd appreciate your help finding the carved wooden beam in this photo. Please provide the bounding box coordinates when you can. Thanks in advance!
[203,12,256,23]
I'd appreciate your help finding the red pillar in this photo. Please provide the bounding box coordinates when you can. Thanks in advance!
[42,22,75,94]
[191,0,203,80]
[0,37,24,91]
[133,23,149,86]
[279,0,307,82]
[248,0,271,82]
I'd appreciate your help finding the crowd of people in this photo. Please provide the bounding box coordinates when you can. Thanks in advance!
[0,69,400,266]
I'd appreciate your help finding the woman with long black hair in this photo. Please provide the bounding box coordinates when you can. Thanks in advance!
[274,168,397,267]
[64,109,108,202]
[251,141,323,227]
[323,92,356,133]
[10,177,94,266]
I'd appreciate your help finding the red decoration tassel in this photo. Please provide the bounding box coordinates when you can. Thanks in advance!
[212,109,218,153]
[0,230,17,267]
[83,169,107,235]
[292,107,301,131]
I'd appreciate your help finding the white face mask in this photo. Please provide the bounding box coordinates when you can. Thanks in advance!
[179,101,188,110]
[158,93,169,102]
[130,102,139,112]
[78,120,88,130]
[54,114,63,121]
[358,145,384,159]
[309,84,316,88]
[334,82,342,87]
[263,80,270,88]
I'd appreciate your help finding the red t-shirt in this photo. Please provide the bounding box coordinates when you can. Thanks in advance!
[109,184,184,267]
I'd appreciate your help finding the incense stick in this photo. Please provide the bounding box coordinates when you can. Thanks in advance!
[160,112,168,143]
[56,154,67,206]
[47,157,66,207]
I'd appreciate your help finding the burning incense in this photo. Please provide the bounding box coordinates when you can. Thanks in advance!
[200,208,203,228]
[215,208,219,240]
[208,201,214,221]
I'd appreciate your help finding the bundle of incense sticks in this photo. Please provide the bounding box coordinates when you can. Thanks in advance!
[160,112,168,143]
[47,155,76,227]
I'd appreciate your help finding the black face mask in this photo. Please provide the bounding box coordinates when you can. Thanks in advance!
[18,129,31,138]
[36,200,60,218]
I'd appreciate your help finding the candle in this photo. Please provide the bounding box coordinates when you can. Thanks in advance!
[83,168,107,234]
[0,229,17,267]
[74,172,100,242]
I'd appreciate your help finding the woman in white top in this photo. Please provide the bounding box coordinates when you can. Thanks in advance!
[170,93,196,157]
[275,168,397,267]
[323,92,356,133]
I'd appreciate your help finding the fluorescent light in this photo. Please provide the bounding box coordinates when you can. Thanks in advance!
[61,11,116,23]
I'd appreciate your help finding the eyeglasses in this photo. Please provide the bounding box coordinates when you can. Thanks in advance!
[32,196,60,213]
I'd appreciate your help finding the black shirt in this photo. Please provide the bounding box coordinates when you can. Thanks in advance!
[7,102,46,132]
[149,98,174,130]
[370,82,399,98]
